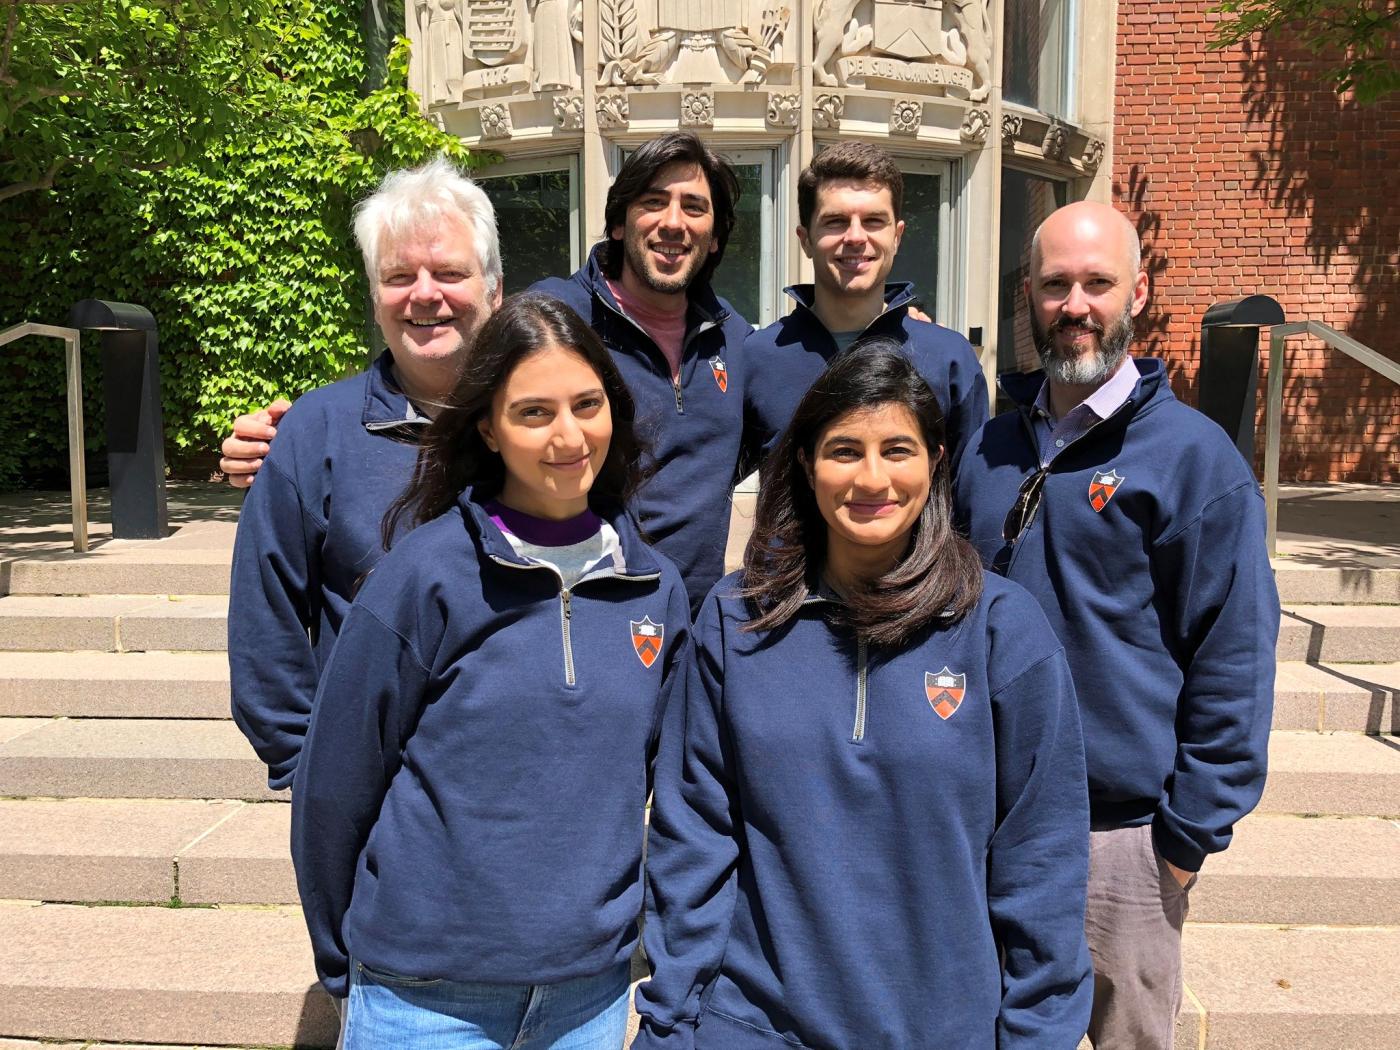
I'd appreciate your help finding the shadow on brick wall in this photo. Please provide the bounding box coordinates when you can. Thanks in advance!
[1114,163,1183,388]
[1238,34,1400,481]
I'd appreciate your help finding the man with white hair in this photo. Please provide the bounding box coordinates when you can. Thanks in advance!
[953,200,1279,1049]
[228,157,503,790]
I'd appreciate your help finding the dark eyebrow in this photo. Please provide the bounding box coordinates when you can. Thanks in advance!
[507,388,605,411]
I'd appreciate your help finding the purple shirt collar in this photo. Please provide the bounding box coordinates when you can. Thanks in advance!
[485,500,603,547]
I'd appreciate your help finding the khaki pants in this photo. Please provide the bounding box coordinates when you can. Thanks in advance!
[1085,823,1195,1050]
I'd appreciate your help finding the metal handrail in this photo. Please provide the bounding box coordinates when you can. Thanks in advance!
[1264,320,1400,556]
[0,322,88,552]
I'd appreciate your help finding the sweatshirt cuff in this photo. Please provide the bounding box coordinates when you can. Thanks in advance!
[1151,815,1206,873]
[631,1016,697,1050]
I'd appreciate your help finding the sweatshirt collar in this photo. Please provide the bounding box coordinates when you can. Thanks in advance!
[784,281,916,325]
[1001,356,1169,414]
[580,242,729,327]
[1031,355,1141,425]
[362,350,433,433]
[455,486,665,579]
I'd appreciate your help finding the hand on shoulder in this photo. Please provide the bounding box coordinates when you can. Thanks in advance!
[220,398,292,489]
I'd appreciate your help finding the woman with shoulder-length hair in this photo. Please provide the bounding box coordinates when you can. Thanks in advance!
[291,292,691,1050]
[634,339,1093,1049]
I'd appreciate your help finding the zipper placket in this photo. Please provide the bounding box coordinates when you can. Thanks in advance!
[558,588,576,685]
[851,639,869,743]
[1003,398,1136,573]
[598,295,720,417]
[487,554,661,687]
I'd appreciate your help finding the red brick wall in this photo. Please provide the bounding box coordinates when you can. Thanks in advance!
[1114,5,1400,482]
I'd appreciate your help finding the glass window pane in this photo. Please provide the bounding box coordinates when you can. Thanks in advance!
[709,163,764,326]
[1003,0,1073,115]
[997,169,1068,377]
[889,171,941,317]
[479,169,575,294]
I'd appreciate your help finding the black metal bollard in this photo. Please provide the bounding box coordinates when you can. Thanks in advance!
[1198,295,1285,463]
[68,299,169,539]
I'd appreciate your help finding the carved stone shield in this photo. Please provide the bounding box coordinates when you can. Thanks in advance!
[466,0,527,67]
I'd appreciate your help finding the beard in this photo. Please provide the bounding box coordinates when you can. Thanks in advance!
[622,230,712,296]
[1033,299,1136,386]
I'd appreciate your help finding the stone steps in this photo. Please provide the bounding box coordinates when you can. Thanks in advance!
[1278,605,1400,663]
[1272,564,1400,605]
[0,550,233,597]
[0,798,294,905]
[0,902,337,1048]
[4,797,1396,928]
[1260,731,1400,817]
[0,596,227,653]
[0,652,230,719]
[0,646,1390,730]
[0,719,278,801]
[1174,924,1400,1049]
[1190,814,1400,925]
[1273,661,1399,733]
[1,901,1394,1050]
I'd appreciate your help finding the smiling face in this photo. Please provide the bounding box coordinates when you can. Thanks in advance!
[805,402,934,584]
[612,161,718,301]
[374,217,502,372]
[1027,203,1148,387]
[797,179,904,302]
[478,343,613,521]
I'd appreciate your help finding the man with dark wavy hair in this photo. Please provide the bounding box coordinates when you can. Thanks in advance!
[530,132,752,611]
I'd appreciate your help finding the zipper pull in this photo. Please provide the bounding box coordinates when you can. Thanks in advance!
[562,590,572,618]
[672,375,684,413]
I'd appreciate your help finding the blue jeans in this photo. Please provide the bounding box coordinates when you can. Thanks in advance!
[344,959,631,1050]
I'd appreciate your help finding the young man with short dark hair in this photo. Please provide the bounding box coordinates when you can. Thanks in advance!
[743,141,988,472]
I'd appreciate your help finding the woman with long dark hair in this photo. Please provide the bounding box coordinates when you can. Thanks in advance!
[634,340,1093,1048]
[291,293,690,1050]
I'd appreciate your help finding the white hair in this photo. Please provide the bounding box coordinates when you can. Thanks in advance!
[353,155,502,298]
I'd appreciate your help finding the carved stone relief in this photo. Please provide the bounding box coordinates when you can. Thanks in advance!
[1082,138,1106,171]
[766,92,800,127]
[553,92,584,129]
[681,90,716,127]
[813,92,844,129]
[959,106,990,144]
[890,98,922,136]
[1042,120,1069,161]
[813,0,989,101]
[596,91,630,128]
[1001,112,1023,145]
[479,102,514,138]
[410,0,584,106]
[598,0,792,86]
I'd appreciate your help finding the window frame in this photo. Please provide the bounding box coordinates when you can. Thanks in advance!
[474,153,583,281]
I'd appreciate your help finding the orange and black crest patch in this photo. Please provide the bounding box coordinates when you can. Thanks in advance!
[925,667,966,720]
[630,616,664,669]
[1088,469,1123,513]
[708,355,728,393]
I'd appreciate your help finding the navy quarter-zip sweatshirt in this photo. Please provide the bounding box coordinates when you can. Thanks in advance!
[741,283,988,472]
[228,351,427,789]
[531,245,753,612]
[953,358,1280,873]
[291,490,691,998]
[636,573,1092,1050]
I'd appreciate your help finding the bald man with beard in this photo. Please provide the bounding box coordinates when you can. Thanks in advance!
[953,201,1280,1049]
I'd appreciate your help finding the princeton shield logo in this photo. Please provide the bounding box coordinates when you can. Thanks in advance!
[1088,469,1124,513]
[630,617,664,669]
[925,667,966,720]
[709,355,728,393]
